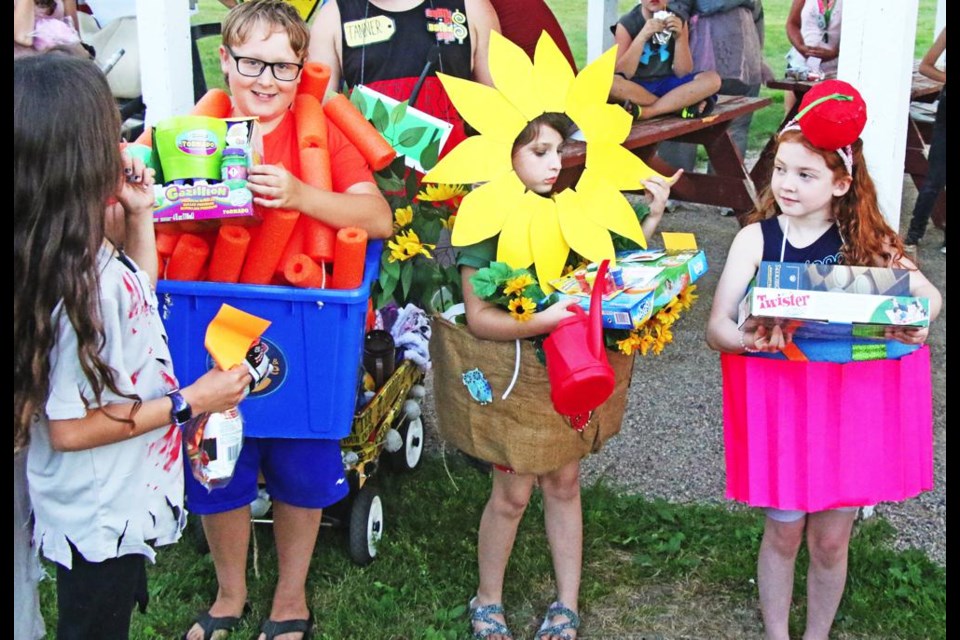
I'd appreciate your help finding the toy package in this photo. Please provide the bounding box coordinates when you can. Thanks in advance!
[147,115,262,231]
[739,261,929,340]
[551,249,708,330]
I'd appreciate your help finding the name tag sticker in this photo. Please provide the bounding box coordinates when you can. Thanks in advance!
[344,15,396,47]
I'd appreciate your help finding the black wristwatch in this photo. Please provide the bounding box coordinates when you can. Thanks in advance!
[167,390,192,426]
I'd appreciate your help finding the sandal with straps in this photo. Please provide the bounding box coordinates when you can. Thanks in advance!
[535,601,580,640]
[468,596,513,639]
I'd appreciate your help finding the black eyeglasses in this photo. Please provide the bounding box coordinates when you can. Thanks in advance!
[226,47,303,82]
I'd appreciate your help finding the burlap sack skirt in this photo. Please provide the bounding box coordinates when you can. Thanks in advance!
[430,316,635,475]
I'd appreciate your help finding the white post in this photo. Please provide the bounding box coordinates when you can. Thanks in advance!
[836,0,919,229]
[587,0,619,63]
[934,0,945,38]
[136,0,195,127]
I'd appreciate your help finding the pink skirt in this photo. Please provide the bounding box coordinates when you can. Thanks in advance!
[721,346,933,512]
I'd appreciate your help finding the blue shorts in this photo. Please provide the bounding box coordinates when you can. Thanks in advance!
[637,73,697,97]
[185,437,348,515]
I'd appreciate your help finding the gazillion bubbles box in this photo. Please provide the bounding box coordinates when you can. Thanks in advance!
[147,115,262,231]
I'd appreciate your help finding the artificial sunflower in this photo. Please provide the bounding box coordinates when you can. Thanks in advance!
[507,296,537,322]
[417,183,467,202]
[387,230,435,262]
[423,31,664,291]
[394,205,413,228]
[503,273,536,296]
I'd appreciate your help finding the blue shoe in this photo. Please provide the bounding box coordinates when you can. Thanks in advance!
[535,601,580,640]
[469,596,513,639]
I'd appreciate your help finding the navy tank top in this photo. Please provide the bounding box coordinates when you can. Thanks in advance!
[760,217,844,265]
[339,0,473,88]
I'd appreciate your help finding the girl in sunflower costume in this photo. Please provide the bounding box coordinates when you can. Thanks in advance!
[424,29,691,639]
[444,110,675,640]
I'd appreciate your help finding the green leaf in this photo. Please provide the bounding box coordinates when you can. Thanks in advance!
[389,100,409,127]
[405,166,420,200]
[371,99,390,132]
[420,135,441,170]
[469,270,501,300]
[380,251,401,278]
[400,262,414,299]
[397,126,428,148]
[349,87,368,114]
[374,172,404,192]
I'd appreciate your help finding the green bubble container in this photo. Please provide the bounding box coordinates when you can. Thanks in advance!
[153,115,227,181]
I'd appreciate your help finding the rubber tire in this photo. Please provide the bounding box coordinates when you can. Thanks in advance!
[348,485,384,566]
[385,412,425,473]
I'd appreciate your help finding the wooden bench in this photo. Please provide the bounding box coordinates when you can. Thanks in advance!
[753,67,945,229]
[557,95,772,214]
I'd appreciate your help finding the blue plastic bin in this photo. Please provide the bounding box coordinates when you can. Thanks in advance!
[157,241,382,439]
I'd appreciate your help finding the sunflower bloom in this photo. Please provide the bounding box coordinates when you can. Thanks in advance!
[508,296,536,322]
[387,230,435,262]
[677,284,699,310]
[617,333,640,355]
[394,205,413,228]
[656,301,681,325]
[636,333,656,356]
[417,183,467,202]
[503,273,535,296]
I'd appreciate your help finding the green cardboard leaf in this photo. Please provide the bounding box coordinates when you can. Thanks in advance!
[398,126,428,148]
[350,87,368,113]
[420,136,441,171]
[390,100,409,127]
[371,99,390,132]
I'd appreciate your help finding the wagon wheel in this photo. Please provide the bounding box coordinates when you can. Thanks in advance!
[348,484,384,566]
[386,403,426,473]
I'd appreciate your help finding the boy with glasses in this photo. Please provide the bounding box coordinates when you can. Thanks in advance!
[184,2,391,639]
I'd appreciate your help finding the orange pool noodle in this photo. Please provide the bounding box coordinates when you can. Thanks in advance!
[294,94,329,150]
[298,62,331,103]
[331,226,367,290]
[276,216,307,275]
[135,89,233,147]
[239,209,300,284]
[322,93,396,171]
[208,225,251,283]
[166,233,210,281]
[156,231,181,257]
[283,253,327,289]
[299,146,333,191]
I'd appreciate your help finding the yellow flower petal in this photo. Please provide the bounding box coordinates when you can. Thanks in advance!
[450,171,525,247]
[487,31,542,121]
[422,134,513,185]
[528,192,569,290]
[533,32,576,113]
[578,169,647,248]
[568,103,632,144]
[497,195,535,269]
[436,72,528,143]
[566,48,628,142]
[555,189,614,265]
[586,142,664,190]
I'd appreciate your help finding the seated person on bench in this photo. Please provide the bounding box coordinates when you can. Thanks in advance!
[609,0,720,120]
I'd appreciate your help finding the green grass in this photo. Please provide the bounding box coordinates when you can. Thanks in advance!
[39,456,945,638]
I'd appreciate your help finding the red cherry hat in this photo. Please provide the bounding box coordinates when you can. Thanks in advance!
[792,79,868,151]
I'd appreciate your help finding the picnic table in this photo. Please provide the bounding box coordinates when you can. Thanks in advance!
[558,95,772,214]
[752,66,945,227]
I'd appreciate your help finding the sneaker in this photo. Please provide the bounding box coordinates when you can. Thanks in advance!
[941,245,946,255]
[903,243,918,259]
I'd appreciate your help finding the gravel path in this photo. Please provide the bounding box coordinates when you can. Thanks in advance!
[423,178,946,568]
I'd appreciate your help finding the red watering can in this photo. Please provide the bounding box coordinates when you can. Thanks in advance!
[543,259,616,418]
